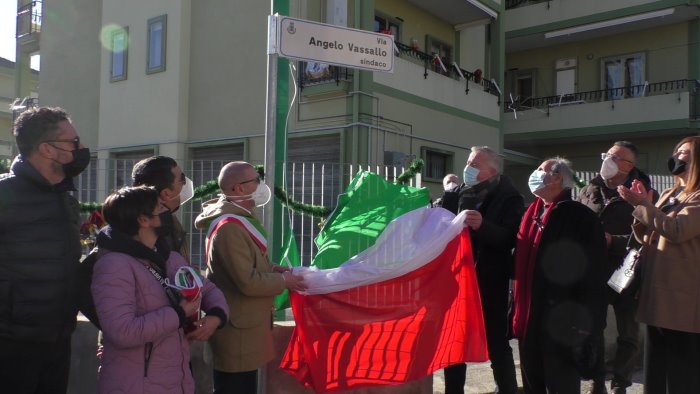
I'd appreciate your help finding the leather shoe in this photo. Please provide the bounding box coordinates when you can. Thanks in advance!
[611,388,626,394]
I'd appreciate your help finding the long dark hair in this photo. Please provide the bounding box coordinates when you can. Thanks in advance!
[672,136,700,194]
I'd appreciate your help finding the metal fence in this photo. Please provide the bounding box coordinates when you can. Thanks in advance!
[72,161,674,270]
[73,159,420,270]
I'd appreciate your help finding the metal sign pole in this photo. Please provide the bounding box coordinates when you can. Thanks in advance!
[263,14,279,246]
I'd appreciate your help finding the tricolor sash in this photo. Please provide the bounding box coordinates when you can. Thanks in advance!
[205,214,268,261]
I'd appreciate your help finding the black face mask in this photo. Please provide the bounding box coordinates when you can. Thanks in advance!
[667,156,687,176]
[63,147,91,178]
[156,210,174,238]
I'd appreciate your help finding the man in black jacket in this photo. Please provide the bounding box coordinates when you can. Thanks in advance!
[440,146,524,394]
[577,141,656,394]
[0,107,90,393]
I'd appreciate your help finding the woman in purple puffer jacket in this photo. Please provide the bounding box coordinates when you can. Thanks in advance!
[92,186,229,394]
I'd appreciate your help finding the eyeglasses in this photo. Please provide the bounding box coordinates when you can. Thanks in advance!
[44,136,80,150]
[601,152,633,165]
[238,175,261,185]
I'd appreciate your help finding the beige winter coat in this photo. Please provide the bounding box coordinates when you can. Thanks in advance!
[632,188,700,333]
[195,196,285,372]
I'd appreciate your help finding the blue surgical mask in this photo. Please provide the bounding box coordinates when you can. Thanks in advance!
[528,170,547,194]
[463,165,480,187]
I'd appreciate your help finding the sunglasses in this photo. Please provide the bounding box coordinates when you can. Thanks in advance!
[44,136,80,151]
[239,175,261,185]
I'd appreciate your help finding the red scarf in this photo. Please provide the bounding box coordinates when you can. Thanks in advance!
[511,196,558,339]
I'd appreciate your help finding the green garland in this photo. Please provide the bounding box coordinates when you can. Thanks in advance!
[78,160,424,215]
[79,201,103,214]
[274,186,332,218]
[396,159,424,185]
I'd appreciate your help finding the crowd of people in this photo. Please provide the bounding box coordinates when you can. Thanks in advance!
[0,106,698,394]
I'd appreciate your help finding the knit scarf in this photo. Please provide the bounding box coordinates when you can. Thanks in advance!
[511,192,565,339]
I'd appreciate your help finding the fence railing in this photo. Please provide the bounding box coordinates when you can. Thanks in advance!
[71,159,420,270]
[69,160,674,270]
[507,79,695,113]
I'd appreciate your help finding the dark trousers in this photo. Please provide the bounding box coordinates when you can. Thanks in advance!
[213,369,258,394]
[520,332,581,394]
[592,290,640,389]
[0,337,72,394]
[444,274,518,394]
[644,325,700,394]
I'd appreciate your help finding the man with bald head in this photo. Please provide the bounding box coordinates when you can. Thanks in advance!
[195,161,306,394]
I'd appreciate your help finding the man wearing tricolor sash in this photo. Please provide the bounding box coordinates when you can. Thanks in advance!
[194,161,306,394]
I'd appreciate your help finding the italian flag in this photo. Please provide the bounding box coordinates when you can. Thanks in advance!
[278,172,488,392]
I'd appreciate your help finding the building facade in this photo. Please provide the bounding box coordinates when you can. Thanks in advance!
[503,0,700,194]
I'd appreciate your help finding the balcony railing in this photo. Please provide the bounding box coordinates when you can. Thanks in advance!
[297,41,500,98]
[506,79,696,113]
[505,0,550,10]
[16,1,42,39]
[393,41,499,97]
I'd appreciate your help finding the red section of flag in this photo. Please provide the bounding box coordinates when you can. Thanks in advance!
[280,230,487,393]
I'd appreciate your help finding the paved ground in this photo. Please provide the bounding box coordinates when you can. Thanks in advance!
[432,340,644,394]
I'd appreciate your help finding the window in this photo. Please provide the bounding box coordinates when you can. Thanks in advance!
[147,15,167,74]
[111,150,153,189]
[508,68,537,106]
[110,27,128,82]
[373,13,400,42]
[601,52,645,99]
[422,147,453,180]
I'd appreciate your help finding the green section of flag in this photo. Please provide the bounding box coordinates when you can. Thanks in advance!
[274,215,301,311]
[274,171,428,311]
[312,171,429,270]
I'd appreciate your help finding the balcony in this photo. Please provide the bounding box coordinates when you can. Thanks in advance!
[505,1,700,52]
[371,42,500,122]
[504,79,699,141]
[16,1,42,53]
[296,41,500,120]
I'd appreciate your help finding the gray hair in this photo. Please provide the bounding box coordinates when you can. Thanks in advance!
[547,156,574,189]
[470,146,502,174]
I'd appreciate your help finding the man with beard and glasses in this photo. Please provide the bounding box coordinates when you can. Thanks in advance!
[0,107,91,393]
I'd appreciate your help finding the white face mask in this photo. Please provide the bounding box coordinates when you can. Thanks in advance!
[463,165,480,187]
[528,170,547,195]
[179,177,194,205]
[599,157,619,180]
[444,181,458,191]
[228,182,272,208]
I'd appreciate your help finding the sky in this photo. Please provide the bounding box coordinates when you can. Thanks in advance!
[1,0,41,69]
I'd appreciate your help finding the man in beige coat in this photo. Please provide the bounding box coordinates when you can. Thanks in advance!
[195,161,306,394]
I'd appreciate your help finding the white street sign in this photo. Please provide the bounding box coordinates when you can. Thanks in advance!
[274,15,394,73]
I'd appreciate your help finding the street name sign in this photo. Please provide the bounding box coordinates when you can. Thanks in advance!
[270,15,394,73]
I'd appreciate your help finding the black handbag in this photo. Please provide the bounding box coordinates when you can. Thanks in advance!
[607,236,643,294]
